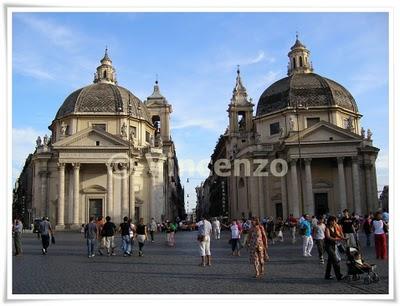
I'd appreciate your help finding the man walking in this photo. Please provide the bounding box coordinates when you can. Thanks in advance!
[102,216,116,256]
[313,216,326,264]
[149,218,157,242]
[197,216,212,267]
[84,216,97,258]
[212,217,221,240]
[96,216,105,255]
[300,214,313,257]
[39,217,53,255]
[119,216,132,256]
[339,209,356,247]
[13,217,23,256]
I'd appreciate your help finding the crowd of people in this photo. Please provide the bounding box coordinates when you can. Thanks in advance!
[194,208,389,280]
[12,208,389,281]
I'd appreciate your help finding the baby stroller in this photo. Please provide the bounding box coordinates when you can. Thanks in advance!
[344,246,379,284]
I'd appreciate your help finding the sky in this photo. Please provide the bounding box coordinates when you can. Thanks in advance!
[12,12,389,211]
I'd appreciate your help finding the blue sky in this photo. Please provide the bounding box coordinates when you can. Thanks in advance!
[12,12,389,210]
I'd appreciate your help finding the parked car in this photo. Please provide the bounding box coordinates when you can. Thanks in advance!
[33,218,42,233]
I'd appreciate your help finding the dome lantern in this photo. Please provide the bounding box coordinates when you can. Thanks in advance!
[287,33,313,76]
[94,48,117,85]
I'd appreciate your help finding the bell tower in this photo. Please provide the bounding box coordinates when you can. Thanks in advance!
[228,67,254,135]
[145,80,172,143]
[94,48,117,84]
[287,33,313,76]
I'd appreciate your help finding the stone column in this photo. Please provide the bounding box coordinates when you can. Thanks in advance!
[72,163,80,226]
[337,157,347,212]
[280,175,288,219]
[39,170,48,218]
[304,158,314,215]
[121,163,129,218]
[258,176,265,218]
[148,170,155,221]
[129,165,136,221]
[289,159,300,217]
[106,162,114,219]
[56,163,65,229]
[351,156,362,215]
[365,164,373,214]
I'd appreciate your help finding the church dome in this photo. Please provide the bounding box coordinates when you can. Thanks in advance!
[256,36,358,117]
[256,73,358,116]
[55,49,152,123]
[55,83,152,122]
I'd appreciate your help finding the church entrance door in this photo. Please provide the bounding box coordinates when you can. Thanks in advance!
[89,198,103,220]
[314,193,329,216]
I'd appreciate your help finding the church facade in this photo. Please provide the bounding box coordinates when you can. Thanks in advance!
[198,37,380,220]
[15,50,184,229]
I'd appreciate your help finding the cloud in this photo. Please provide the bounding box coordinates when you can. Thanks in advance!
[13,54,55,80]
[218,50,275,70]
[12,127,47,182]
[348,72,388,97]
[15,14,79,48]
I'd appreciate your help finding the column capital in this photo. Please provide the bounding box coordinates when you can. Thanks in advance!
[57,162,65,169]
[72,162,81,169]
[351,156,361,164]
[106,162,115,170]
[288,158,298,166]
[304,158,312,165]
[337,157,345,163]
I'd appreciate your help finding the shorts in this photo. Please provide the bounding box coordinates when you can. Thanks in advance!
[199,235,211,256]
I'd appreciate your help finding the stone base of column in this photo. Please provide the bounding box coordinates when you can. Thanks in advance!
[55,224,65,231]
[69,224,82,231]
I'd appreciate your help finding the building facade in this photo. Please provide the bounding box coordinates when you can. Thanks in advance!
[198,36,380,220]
[14,50,184,229]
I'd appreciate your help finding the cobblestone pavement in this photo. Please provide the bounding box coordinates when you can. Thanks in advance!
[12,230,389,294]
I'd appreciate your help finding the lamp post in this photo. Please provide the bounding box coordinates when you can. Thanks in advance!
[128,100,133,220]
[294,102,306,215]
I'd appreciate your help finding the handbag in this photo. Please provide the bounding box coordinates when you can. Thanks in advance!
[334,245,341,263]
[51,235,56,244]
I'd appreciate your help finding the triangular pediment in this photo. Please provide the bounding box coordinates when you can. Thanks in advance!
[53,127,129,149]
[285,121,362,144]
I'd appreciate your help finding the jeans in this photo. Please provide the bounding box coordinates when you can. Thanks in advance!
[365,232,371,247]
[315,239,324,259]
[231,238,239,252]
[150,231,155,241]
[302,235,313,255]
[41,234,50,251]
[344,233,357,248]
[121,235,131,254]
[86,238,96,256]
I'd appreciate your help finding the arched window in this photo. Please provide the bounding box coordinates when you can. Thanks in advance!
[293,57,296,69]
[299,56,303,67]
[103,71,107,78]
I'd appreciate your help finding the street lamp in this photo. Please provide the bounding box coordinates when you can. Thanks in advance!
[294,101,307,215]
[127,100,133,220]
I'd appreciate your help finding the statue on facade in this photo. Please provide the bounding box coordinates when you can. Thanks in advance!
[361,127,365,139]
[60,122,68,136]
[367,129,372,140]
[43,134,49,147]
[279,127,285,138]
[129,129,135,142]
[150,135,155,147]
[289,117,295,131]
[346,116,354,131]
[36,136,42,147]
[156,133,163,148]
[121,122,127,138]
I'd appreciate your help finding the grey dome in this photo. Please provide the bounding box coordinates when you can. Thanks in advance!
[256,73,358,116]
[55,83,152,122]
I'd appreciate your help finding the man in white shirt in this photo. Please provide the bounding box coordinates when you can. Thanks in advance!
[197,216,213,267]
[211,218,221,240]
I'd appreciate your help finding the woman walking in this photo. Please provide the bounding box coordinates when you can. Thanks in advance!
[228,220,241,256]
[136,218,148,257]
[246,217,268,278]
[324,216,344,281]
[372,211,387,260]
